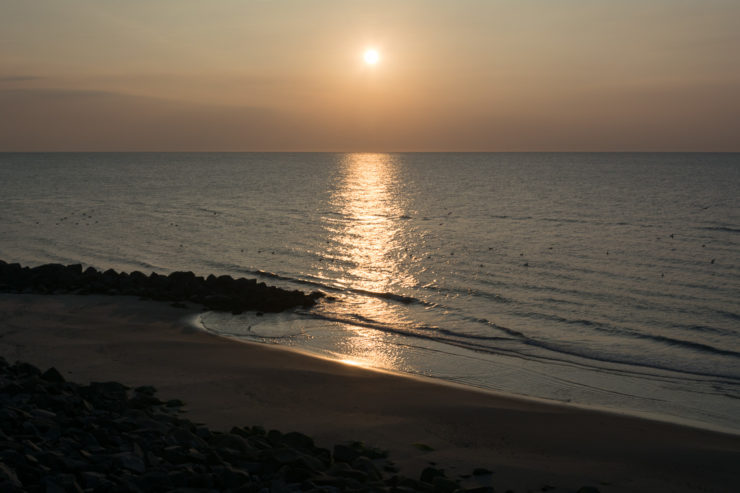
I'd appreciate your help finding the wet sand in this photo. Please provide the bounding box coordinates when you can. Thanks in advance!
[1,293,738,492]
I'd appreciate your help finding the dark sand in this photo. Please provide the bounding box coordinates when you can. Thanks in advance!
[1,294,738,492]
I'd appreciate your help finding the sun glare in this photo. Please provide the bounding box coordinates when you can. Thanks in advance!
[364,49,380,65]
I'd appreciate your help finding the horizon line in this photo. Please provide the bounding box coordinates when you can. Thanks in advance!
[1,150,739,154]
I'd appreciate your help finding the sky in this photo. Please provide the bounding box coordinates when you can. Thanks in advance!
[1,0,739,151]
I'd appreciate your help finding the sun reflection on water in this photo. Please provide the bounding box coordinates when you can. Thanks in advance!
[316,153,416,371]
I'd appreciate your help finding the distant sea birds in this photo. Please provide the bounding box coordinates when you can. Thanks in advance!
[225,232,721,271]
[32,213,724,272]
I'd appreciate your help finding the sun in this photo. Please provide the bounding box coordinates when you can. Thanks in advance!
[363,49,380,65]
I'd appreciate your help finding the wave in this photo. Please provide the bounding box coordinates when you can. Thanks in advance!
[515,311,740,359]
[245,263,740,366]
[417,282,512,304]
[715,309,740,322]
[247,269,422,305]
[541,216,591,225]
[347,287,418,304]
[673,322,739,337]
[306,312,522,349]
[701,226,740,234]
[200,260,432,306]
[305,308,740,383]
[635,333,740,358]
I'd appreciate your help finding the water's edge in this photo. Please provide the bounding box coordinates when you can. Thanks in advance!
[189,309,740,438]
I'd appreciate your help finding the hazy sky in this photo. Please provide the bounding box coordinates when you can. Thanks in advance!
[1,0,739,151]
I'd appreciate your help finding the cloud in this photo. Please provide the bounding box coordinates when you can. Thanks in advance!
[1,83,738,151]
[0,75,45,82]
[0,88,113,98]
[0,88,289,151]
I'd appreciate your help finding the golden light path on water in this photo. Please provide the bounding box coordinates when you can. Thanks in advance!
[317,153,416,370]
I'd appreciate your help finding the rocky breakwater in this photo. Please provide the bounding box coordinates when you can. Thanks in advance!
[0,260,324,314]
[0,357,497,493]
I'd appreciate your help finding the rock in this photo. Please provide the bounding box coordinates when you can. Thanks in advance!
[0,357,479,493]
[79,471,107,489]
[333,466,368,482]
[166,398,185,408]
[113,452,146,473]
[134,385,157,395]
[137,469,173,490]
[215,465,251,488]
[30,408,57,419]
[0,462,22,488]
[263,446,303,466]
[169,427,207,449]
[40,367,65,384]
[433,475,459,493]
[162,446,193,465]
[167,468,192,487]
[88,381,129,395]
[282,431,315,451]
[352,456,382,482]
[420,466,446,483]
[0,260,324,314]
[333,444,360,464]
[396,477,432,491]
[217,433,252,453]
[12,361,41,377]
[185,448,207,464]
[43,473,82,493]
[129,393,162,408]
[194,425,211,439]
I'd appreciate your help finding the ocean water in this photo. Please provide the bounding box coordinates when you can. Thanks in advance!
[1,152,739,433]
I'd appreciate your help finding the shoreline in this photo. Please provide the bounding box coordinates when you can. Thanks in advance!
[193,312,740,439]
[193,313,740,439]
[2,293,739,492]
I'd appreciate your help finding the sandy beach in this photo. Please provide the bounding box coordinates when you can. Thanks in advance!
[1,293,738,493]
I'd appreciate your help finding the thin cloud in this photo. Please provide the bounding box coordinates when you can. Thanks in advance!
[0,75,45,82]
[0,88,114,98]
[0,86,286,151]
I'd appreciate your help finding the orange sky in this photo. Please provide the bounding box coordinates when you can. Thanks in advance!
[1,0,739,151]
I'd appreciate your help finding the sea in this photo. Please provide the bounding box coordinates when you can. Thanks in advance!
[1,152,738,433]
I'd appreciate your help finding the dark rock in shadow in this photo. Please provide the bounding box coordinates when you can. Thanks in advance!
[0,260,324,313]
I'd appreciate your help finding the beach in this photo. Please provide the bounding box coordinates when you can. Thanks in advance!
[3,153,739,433]
[3,0,740,490]
[1,293,738,492]
[3,153,738,433]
